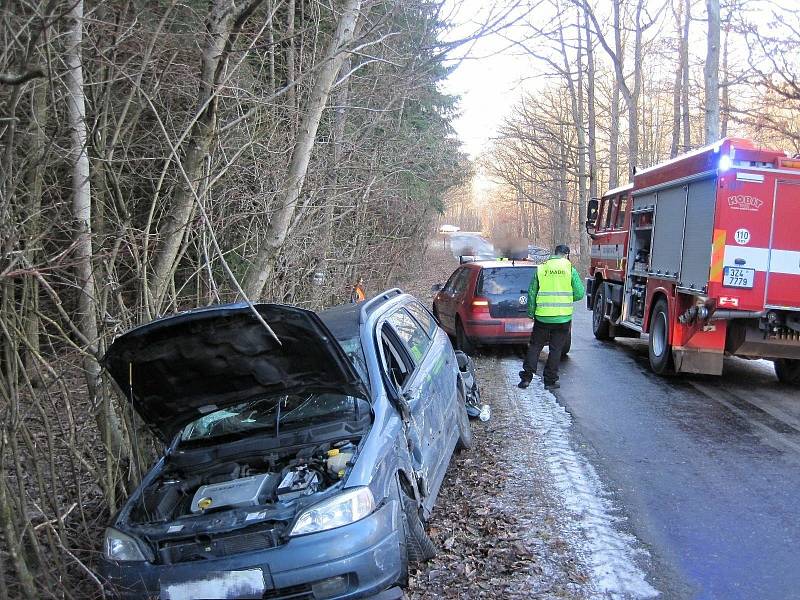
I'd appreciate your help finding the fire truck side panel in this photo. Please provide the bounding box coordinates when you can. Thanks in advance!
[678,177,717,293]
[765,180,800,309]
[708,171,777,311]
[649,185,687,280]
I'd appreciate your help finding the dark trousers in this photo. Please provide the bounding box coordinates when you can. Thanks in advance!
[522,320,571,385]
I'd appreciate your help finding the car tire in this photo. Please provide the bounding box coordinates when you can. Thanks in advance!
[774,359,800,385]
[455,397,474,451]
[648,298,673,375]
[400,487,436,563]
[592,285,613,341]
[455,319,475,355]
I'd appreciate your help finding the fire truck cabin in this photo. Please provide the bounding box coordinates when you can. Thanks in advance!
[587,138,800,383]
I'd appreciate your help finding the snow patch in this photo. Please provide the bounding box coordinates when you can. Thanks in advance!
[502,359,659,599]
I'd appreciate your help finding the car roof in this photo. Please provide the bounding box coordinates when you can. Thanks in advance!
[319,288,412,338]
[318,302,360,339]
[470,260,538,268]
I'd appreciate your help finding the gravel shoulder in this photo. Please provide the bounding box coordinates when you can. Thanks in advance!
[396,238,657,599]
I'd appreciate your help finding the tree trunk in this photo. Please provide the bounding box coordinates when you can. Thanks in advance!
[704,0,721,143]
[721,17,730,137]
[286,0,297,125]
[148,0,263,313]
[670,0,683,158]
[584,8,598,201]
[244,0,363,298]
[66,0,130,506]
[572,9,588,266]
[681,0,691,150]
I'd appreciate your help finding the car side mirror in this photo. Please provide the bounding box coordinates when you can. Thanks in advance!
[431,283,443,293]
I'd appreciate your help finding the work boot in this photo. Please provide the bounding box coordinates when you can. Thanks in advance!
[518,370,533,389]
[544,381,560,391]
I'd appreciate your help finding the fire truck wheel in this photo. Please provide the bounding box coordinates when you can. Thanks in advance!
[648,298,673,375]
[774,359,800,386]
[592,286,613,341]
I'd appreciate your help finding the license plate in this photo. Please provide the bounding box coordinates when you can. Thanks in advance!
[723,267,755,289]
[161,569,265,600]
[505,320,533,333]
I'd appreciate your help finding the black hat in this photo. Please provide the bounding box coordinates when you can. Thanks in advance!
[554,244,571,255]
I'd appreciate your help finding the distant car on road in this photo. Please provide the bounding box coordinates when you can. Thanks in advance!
[432,260,572,356]
[98,291,472,599]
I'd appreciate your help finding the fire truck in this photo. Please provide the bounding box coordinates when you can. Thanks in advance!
[586,137,800,384]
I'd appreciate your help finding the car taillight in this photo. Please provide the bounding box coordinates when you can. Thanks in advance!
[471,298,490,315]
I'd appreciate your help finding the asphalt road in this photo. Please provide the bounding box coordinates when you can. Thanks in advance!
[557,305,800,600]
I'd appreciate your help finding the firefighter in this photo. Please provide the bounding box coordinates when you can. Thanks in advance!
[518,244,585,391]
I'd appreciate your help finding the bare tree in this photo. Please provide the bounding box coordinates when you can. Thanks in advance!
[244,0,363,298]
[705,0,721,142]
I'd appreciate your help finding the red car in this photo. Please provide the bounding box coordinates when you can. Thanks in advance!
[432,260,573,355]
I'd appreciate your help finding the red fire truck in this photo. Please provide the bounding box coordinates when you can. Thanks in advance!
[586,137,800,384]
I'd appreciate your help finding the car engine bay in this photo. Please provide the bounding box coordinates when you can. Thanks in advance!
[133,439,359,524]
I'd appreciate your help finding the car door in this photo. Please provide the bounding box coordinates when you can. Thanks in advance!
[436,267,466,333]
[382,307,442,508]
[406,301,461,476]
[448,267,473,329]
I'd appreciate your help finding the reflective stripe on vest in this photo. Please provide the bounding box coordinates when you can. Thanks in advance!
[535,257,574,318]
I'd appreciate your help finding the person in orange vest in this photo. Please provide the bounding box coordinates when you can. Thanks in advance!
[350,277,366,303]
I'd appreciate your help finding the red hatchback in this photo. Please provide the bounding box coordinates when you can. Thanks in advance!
[432,260,538,354]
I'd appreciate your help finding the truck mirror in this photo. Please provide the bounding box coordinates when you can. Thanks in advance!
[586,198,599,227]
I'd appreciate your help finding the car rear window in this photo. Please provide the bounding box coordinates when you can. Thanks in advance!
[477,267,536,296]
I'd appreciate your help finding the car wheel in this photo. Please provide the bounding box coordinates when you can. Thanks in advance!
[455,396,474,451]
[774,359,800,385]
[400,486,436,563]
[592,285,613,340]
[455,319,475,355]
[648,298,673,375]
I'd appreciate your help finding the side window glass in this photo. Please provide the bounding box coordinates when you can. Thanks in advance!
[387,309,432,364]
[443,268,462,293]
[602,197,614,229]
[453,269,471,294]
[406,302,437,338]
[615,194,629,228]
[380,328,411,391]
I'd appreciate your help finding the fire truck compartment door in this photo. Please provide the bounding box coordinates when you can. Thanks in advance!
[766,180,800,309]
[679,177,717,292]
[651,185,688,279]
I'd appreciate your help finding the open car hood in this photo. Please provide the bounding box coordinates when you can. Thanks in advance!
[103,303,369,441]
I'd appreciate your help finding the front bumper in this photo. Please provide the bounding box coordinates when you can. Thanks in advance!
[98,499,402,600]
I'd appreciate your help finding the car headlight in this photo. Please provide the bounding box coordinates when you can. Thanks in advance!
[290,487,375,536]
[103,528,151,562]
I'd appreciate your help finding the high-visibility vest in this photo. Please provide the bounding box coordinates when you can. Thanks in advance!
[535,257,575,319]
